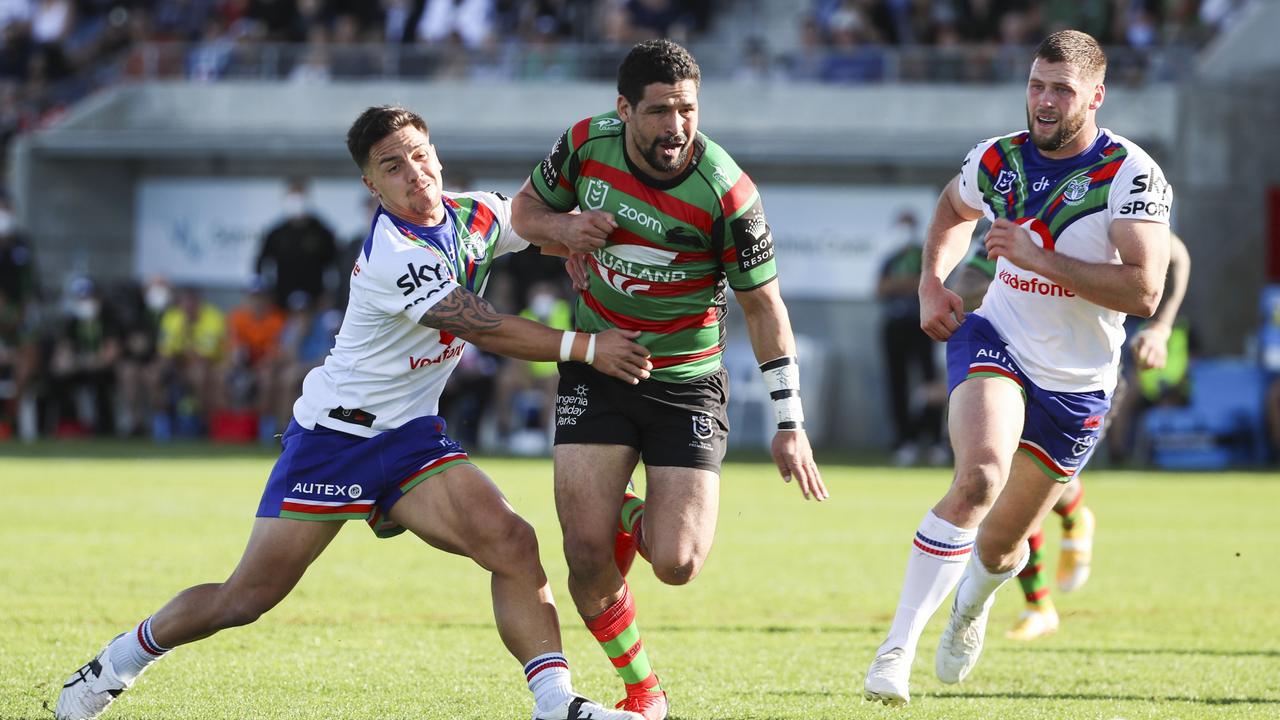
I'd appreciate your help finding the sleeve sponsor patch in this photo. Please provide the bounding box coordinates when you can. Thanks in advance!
[730,199,774,272]
[538,131,570,191]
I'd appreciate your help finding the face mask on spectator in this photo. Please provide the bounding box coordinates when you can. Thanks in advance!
[73,299,100,321]
[146,285,172,312]
[283,193,307,219]
[530,292,556,318]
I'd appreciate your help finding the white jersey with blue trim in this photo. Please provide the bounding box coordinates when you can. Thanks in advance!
[293,191,528,437]
[956,128,1172,394]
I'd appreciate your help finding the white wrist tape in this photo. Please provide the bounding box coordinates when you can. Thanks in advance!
[585,334,597,365]
[759,355,804,430]
[559,331,576,362]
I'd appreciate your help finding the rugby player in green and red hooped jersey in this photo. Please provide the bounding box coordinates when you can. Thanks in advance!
[511,39,827,720]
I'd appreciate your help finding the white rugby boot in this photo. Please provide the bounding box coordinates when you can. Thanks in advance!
[863,647,912,706]
[55,643,131,720]
[935,579,994,684]
[534,695,644,720]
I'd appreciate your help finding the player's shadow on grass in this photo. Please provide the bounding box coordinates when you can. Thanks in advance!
[1009,645,1280,659]
[935,691,1280,706]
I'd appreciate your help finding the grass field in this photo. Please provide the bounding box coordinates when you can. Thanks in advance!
[3,451,1278,719]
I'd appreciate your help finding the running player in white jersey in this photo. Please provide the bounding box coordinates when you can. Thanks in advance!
[55,106,653,720]
[863,31,1172,705]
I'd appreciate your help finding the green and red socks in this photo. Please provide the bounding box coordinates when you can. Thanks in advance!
[1056,486,1086,531]
[585,584,662,699]
[1017,530,1050,608]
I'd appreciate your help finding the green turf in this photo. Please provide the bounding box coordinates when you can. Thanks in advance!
[3,455,1278,719]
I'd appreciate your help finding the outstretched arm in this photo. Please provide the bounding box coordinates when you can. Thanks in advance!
[920,175,985,341]
[734,279,827,502]
[418,287,651,383]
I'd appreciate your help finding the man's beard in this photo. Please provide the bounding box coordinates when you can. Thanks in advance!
[1027,106,1087,152]
[642,135,690,173]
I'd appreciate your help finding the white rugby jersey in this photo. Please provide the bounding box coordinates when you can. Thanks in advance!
[957,129,1172,394]
[293,191,528,437]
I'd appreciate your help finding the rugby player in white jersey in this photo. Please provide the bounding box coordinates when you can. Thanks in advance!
[862,31,1172,705]
[55,106,653,720]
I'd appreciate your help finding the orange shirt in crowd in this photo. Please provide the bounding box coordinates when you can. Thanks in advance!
[227,305,286,366]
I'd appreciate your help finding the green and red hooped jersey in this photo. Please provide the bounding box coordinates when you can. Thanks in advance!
[529,111,778,383]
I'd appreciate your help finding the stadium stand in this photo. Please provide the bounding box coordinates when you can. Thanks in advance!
[0,1,1274,456]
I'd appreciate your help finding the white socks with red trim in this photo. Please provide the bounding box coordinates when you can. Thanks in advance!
[107,616,171,683]
[877,511,977,658]
[524,652,574,714]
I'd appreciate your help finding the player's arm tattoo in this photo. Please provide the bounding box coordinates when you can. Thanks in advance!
[417,287,502,336]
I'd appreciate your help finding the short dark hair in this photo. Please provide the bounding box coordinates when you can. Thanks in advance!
[346,105,428,169]
[617,39,701,107]
[1035,30,1107,83]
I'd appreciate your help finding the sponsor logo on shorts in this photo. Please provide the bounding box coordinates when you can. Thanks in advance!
[291,482,362,498]
[1082,415,1103,430]
[556,384,589,426]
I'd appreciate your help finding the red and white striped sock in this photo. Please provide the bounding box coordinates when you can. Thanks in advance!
[108,616,170,683]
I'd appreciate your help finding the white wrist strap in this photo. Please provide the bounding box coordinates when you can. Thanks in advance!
[559,331,576,362]
[760,355,804,430]
[585,334,597,365]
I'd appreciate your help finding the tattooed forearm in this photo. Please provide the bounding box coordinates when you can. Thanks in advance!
[418,287,503,336]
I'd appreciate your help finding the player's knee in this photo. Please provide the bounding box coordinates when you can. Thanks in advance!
[562,532,615,580]
[474,513,539,571]
[652,554,702,586]
[951,463,1002,509]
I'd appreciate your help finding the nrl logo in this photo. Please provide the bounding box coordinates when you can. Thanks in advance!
[583,177,610,211]
[460,230,487,259]
[993,169,1018,194]
[1063,174,1091,205]
[595,117,622,131]
[691,413,715,440]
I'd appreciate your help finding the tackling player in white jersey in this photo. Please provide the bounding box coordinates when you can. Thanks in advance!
[863,31,1172,705]
[56,105,653,720]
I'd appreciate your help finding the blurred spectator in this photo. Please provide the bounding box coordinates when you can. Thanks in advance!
[414,0,493,49]
[224,277,286,440]
[46,277,119,436]
[271,290,339,438]
[492,280,570,449]
[876,210,945,465]
[151,286,225,439]
[0,285,36,440]
[256,178,339,310]
[113,277,169,438]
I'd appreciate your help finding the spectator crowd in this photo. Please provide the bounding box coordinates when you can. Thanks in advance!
[0,177,576,449]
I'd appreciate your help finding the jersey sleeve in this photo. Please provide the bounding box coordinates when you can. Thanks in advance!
[1110,149,1172,224]
[719,171,778,291]
[359,218,461,323]
[469,190,530,257]
[528,127,578,212]
[956,139,994,213]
